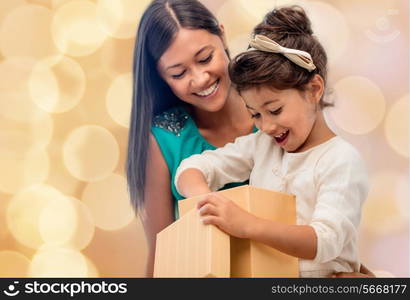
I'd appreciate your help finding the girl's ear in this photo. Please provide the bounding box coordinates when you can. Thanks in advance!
[307,74,325,104]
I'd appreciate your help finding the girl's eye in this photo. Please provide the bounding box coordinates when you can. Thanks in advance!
[171,70,186,79]
[251,113,261,119]
[270,107,282,115]
[199,54,213,64]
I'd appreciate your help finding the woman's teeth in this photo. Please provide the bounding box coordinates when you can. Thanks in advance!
[195,80,218,97]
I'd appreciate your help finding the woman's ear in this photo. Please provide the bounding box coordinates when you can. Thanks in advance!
[219,24,228,50]
[307,74,324,104]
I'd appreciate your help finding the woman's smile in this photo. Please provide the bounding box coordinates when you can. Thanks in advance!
[193,79,220,98]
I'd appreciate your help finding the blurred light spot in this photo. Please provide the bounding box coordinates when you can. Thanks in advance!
[0,112,53,153]
[64,197,95,250]
[63,125,119,182]
[85,257,99,277]
[100,37,134,77]
[52,0,70,9]
[330,76,386,135]
[362,171,406,235]
[373,270,395,277]
[0,251,30,277]
[29,246,88,277]
[81,216,147,276]
[384,95,409,158]
[106,73,132,128]
[216,0,258,53]
[45,144,83,196]
[82,173,134,231]
[0,149,49,194]
[0,58,52,122]
[77,76,120,127]
[0,0,26,23]
[237,0,304,21]
[0,5,58,59]
[0,198,9,240]
[395,172,409,219]
[29,55,86,113]
[303,1,350,65]
[6,185,65,249]
[96,0,151,39]
[228,34,252,58]
[51,1,107,57]
[370,233,409,277]
[38,196,77,246]
[26,0,53,8]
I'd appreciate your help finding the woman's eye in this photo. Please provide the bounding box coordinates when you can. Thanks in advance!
[199,54,213,64]
[251,113,261,119]
[270,107,282,115]
[171,70,186,79]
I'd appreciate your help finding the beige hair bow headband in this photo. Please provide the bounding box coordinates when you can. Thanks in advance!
[248,34,316,72]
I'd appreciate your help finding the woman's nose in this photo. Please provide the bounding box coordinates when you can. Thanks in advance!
[190,68,210,90]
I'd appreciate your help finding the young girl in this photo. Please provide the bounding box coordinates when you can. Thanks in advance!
[175,6,369,277]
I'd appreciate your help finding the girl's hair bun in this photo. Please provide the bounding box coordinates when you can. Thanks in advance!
[263,5,313,36]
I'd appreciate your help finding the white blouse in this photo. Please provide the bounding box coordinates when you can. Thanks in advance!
[175,131,369,277]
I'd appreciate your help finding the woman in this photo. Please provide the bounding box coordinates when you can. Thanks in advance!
[126,0,373,278]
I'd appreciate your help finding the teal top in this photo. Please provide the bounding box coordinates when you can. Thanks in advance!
[151,105,256,219]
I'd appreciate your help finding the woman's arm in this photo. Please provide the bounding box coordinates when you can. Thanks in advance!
[140,134,174,277]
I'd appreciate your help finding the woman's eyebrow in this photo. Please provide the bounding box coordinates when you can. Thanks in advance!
[165,46,212,71]
[195,45,212,57]
[166,63,183,70]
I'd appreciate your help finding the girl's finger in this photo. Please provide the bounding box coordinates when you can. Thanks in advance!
[197,194,218,209]
[198,203,218,216]
[201,215,221,227]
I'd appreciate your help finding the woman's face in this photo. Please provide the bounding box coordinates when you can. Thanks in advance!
[157,28,231,112]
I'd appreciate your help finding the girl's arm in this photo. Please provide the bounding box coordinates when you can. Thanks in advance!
[197,193,317,259]
[247,216,317,259]
[176,168,212,198]
[175,132,259,196]
[140,134,175,277]
[197,144,368,263]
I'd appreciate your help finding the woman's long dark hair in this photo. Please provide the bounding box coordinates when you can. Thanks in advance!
[127,0,223,212]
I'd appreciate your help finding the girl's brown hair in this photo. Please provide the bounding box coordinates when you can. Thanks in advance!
[229,6,332,108]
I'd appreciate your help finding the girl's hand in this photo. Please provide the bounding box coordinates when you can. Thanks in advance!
[197,193,258,239]
[329,264,375,278]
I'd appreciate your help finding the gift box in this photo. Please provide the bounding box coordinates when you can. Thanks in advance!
[154,185,298,277]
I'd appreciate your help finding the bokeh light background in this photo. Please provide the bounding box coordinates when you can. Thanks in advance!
[0,0,408,277]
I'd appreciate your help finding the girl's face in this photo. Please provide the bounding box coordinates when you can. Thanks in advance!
[157,28,231,112]
[240,76,323,153]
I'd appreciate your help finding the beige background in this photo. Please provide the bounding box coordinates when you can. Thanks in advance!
[0,0,408,277]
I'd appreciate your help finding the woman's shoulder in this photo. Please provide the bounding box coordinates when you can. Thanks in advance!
[152,105,191,136]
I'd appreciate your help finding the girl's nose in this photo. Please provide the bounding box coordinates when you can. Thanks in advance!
[261,120,277,135]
